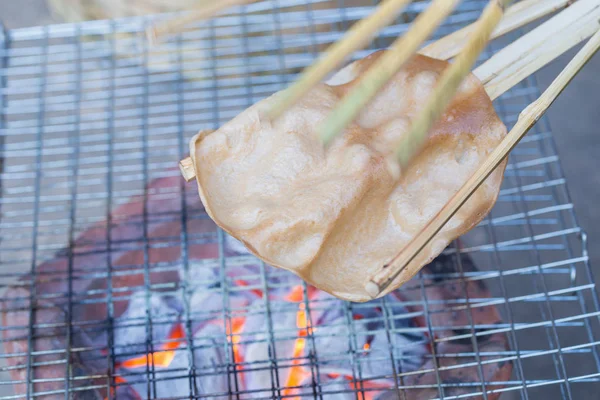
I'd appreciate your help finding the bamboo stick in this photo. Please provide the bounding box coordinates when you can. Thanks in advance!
[480,0,600,99]
[474,0,599,86]
[179,157,196,182]
[394,0,513,168]
[365,27,600,299]
[147,0,259,44]
[420,0,573,60]
[317,0,462,146]
[267,0,414,121]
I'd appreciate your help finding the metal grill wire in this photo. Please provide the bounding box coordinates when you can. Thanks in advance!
[0,0,600,398]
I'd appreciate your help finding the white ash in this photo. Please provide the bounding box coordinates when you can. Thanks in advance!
[241,303,300,395]
[112,292,180,360]
[110,260,427,399]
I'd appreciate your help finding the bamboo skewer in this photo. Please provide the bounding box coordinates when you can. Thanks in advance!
[317,0,462,146]
[179,157,196,182]
[484,15,600,100]
[475,0,599,87]
[365,27,600,299]
[478,0,600,100]
[420,0,574,60]
[146,0,259,44]
[267,0,414,121]
[394,0,513,168]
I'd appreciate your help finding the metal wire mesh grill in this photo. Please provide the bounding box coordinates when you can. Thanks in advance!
[1,0,600,399]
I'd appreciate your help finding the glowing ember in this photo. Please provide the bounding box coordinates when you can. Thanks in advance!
[120,323,185,369]
[227,316,247,367]
[105,277,423,399]
[285,285,318,303]
[105,376,141,400]
[296,305,316,337]
[282,285,321,398]
[160,323,185,352]
[234,279,264,298]
[283,337,311,399]
[286,285,305,302]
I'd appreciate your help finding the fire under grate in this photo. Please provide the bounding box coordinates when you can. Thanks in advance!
[1,0,600,399]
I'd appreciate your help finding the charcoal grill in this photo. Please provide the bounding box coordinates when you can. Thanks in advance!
[1,0,600,399]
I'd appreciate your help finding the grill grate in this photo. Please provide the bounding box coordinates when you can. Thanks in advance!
[1,0,600,399]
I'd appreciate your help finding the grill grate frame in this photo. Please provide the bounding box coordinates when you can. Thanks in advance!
[1,0,600,399]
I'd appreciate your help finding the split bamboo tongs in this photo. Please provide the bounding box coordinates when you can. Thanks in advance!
[160,0,600,298]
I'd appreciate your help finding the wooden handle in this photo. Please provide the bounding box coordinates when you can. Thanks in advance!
[366,27,600,298]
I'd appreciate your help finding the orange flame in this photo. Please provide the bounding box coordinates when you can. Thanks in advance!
[285,285,318,303]
[104,375,141,400]
[282,337,311,399]
[226,316,247,385]
[227,317,246,363]
[121,323,185,369]
[296,305,316,337]
[282,286,320,398]
[286,285,305,302]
